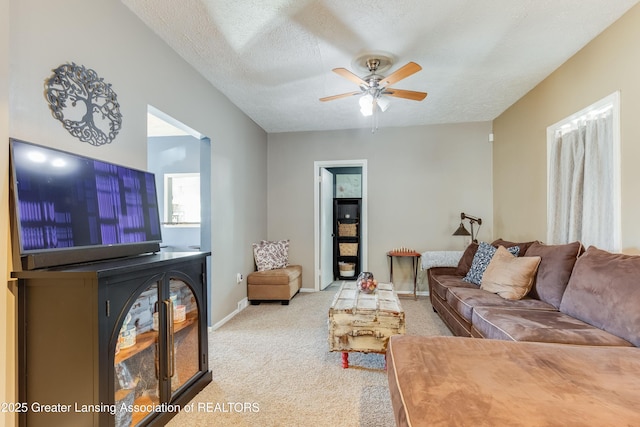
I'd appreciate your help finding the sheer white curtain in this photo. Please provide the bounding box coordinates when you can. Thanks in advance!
[548,109,616,250]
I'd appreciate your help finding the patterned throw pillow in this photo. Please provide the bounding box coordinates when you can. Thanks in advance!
[253,240,290,271]
[463,242,520,285]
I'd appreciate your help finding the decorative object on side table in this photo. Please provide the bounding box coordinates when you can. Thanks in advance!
[389,246,416,254]
[453,212,482,243]
[44,62,122,146]
[356,271,377,293]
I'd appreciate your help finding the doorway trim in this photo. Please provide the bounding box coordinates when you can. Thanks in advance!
[313,159,368,291]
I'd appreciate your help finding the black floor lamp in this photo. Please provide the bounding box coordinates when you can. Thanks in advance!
[452,212,482,243]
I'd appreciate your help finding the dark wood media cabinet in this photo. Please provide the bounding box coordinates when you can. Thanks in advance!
[13,251,212,426]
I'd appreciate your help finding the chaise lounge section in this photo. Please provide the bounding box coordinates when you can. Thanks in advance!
[387,241,640,426]
[387,335,640,427]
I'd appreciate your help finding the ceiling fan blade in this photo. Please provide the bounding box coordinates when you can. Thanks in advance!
[332,68,367,86]
[380,62,422,87]
[384,89,428,101]
[319,91,362,102]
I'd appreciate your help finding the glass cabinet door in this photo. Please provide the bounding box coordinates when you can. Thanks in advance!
[113,283,160,427]
[168,278,200,398]
[111,275,201,426]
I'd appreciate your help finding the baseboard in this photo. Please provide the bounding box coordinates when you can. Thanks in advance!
[237,297,249,311]
[210,297,249,331]
[299,287,315,293]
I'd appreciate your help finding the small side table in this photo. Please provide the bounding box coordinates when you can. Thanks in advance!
[387,251,422,300]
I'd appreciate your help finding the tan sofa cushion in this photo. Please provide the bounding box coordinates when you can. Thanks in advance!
[480,246,541,300]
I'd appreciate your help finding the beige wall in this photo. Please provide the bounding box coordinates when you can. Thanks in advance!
[3,0,267,420]
[267,122,494,293]
[493,3,640,253]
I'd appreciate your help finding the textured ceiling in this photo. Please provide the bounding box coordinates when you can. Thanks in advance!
[124,0,639,134]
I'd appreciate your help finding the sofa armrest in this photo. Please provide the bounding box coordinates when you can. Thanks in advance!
[427,266,460,276]
[427,266,462,291]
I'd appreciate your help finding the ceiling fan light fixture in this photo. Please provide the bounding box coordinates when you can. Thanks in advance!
[377,96,390,112]
[359,93,374,116]
[320,56,427,127]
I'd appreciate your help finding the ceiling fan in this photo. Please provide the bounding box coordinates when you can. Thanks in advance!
[320,56,428,118]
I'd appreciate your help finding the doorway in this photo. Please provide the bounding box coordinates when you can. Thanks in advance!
[313,160,368,291]
[146,105,212,324]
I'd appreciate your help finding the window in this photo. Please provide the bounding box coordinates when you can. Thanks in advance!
[164,173,200,226]
[546,92,620,251]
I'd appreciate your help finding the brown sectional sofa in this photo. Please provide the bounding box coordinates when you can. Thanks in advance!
[387,240,640,426]
[428,240,635,346]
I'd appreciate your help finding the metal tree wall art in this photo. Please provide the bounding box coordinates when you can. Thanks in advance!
[44,62,122,146]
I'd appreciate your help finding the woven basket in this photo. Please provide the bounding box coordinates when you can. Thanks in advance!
[339,262,355,271]
[338,262,356,277]
[338,222,357,237]
[339,243,358,256]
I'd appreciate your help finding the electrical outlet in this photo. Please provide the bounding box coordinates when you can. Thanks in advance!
[236,273,243,284]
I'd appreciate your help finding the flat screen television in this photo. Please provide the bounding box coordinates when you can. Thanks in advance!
[9,138,162,270]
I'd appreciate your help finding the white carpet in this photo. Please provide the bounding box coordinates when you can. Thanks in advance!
[167,284,451,426]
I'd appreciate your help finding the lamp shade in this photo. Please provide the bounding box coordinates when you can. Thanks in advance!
[359,94,374,116]
[377,96,390,112]
[452,223,471,236]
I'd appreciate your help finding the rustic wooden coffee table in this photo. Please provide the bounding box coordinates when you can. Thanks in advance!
[328,281,406,368]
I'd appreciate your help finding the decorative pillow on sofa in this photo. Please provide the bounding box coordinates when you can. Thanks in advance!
[463,242,520,285]
[253,240,290,271]
[456,242,479,276]
[480,246,541,300]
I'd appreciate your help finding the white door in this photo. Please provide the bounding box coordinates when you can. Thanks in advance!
[320,168,334,289]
